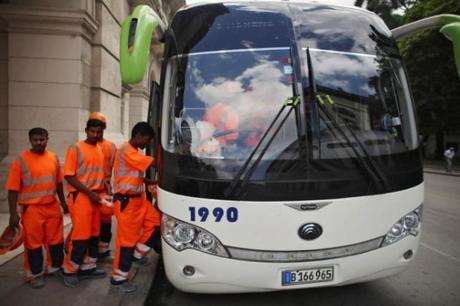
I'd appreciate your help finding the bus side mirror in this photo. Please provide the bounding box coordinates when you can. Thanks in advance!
[440,21,460,78]
[120,5,166,84]
[392,14,460,78]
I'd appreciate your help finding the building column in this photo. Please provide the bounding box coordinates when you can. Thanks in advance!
[129,83,150,132]
[121,85,131,138]
[0,17,8,160]
[0,4,98,212]
[0,4,98,157]
[90,0,130,145]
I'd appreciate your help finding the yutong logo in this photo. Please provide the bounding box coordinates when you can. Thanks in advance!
[298,223,323,240]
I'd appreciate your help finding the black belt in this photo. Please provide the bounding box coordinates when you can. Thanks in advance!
[113,193,142,212]
[114,193,141,199]
[69,190,105,202]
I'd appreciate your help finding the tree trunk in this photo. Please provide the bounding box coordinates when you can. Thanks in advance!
[435,131,445,159]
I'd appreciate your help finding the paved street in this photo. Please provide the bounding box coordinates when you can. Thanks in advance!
[146,173,460,306]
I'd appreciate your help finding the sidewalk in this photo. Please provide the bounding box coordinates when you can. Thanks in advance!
[422,159,460,177]
[0,216,159,306]
[423,167,460,177]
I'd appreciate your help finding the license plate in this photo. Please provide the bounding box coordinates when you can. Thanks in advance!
[282,266,334,286]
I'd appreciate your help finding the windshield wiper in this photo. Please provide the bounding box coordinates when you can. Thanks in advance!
[224,95,300,199]
[306,48,390,192]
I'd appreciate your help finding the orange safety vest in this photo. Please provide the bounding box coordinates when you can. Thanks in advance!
[99,139,116,179]
[16,150,59,205]
[112,143,153,195]
[65,141,105,192]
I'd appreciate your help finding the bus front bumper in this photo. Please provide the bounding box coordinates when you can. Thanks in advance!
[161,235,420,293]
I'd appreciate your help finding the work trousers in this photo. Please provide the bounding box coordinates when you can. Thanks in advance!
[63,191,101,274]
[111,196,159,283]
[99,204,113,254]
[446,158,453,172]
[20,200,64,280]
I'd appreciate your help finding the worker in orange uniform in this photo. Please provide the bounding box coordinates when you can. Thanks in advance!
[110,122,160,293]
[88,112,116,258]
[59,119,107,288]
[6,127,68,288]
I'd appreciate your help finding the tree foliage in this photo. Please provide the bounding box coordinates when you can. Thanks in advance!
[399,0,460,157]
[356,0,460,158]
[354,0,416,28]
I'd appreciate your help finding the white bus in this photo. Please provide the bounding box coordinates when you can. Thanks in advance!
[120,0,458,294]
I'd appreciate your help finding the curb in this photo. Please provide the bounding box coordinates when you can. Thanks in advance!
[423,168,460,177]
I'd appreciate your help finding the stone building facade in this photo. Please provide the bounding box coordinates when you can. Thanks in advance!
[0,0,185,212]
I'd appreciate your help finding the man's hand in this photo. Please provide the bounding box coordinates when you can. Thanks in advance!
[144,177,157,185]
[146,183,158,203]
[88,191,101,204]
[9,211,20,228]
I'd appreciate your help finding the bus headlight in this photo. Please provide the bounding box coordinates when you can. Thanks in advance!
[382,205,423,247]
[173,224,196,244]
[161,214,229,257]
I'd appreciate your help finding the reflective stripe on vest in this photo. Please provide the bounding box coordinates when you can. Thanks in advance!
[72,144,105,188]
[17,154,57,203]
[18,156,55,188]
[112,183,143,193]
[113,144,144,193]
[18,189,56,201]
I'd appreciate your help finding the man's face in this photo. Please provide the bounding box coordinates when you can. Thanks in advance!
[85,126,104,144]
[97,129,105,142]
[137,135,153,149]
[30,134,48,153]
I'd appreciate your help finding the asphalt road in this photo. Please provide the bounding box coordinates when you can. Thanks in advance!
[146,173,460,306]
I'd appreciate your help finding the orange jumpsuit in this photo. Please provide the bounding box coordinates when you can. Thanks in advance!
[62,141,105,274]
[5,150,64,281]
[98,138,116,255]
[111,142,160,284]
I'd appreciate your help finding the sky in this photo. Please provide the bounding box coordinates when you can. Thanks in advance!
[185,0,358,7]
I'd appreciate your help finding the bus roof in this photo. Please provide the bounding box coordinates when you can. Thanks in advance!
[171,1,395,56]
[182,0,372,16]
[185,0,352,5]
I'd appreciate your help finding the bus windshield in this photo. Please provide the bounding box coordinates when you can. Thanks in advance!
[308,48,418,159]
[163,48,299,171]
[161,47,422,200]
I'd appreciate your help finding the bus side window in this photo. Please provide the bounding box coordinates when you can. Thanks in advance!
[377,70,403,140]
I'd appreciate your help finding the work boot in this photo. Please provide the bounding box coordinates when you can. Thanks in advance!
[57,270,79,288]
[132,255,149,266]
[28,276,45,289]
[79,268,107,280]
[46,266,60,275]
[111,279,137,293]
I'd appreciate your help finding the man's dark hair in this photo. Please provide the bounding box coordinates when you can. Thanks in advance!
[86,119,106,129]
[28,127,48,139]
[131,121,154,138]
